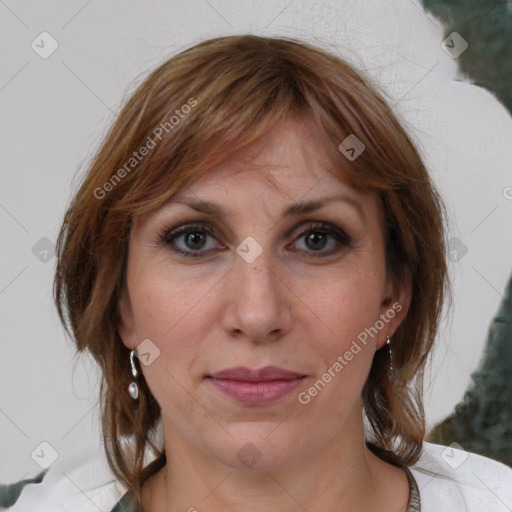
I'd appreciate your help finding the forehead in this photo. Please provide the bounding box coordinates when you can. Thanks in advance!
[138,118,386,239]
[177,118,354,200]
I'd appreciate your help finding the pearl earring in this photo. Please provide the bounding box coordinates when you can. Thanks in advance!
[128,349,139,400]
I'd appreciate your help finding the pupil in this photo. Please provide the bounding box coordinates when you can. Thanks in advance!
[307,232,326,250]
[186,232,206,249]
[183,231,327,251]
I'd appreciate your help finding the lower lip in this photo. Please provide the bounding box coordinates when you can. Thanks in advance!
[208,377,305,406]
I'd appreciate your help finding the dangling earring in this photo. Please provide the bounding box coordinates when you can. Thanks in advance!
[386,334,394,380]
[128,349,139,400]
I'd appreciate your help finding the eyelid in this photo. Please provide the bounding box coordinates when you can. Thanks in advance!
[158,221,219,244]
[157,218,352,259]
[158,218,350,242]
[285,219,350,241]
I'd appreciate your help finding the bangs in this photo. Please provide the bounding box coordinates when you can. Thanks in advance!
[104,36,406,220]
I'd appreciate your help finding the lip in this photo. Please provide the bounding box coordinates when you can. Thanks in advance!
[206,366,306,406]
[208,365,304,381]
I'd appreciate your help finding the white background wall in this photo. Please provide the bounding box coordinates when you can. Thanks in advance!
[1,0,511,483]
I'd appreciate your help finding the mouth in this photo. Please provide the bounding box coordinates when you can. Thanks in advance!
[206,366,306,406]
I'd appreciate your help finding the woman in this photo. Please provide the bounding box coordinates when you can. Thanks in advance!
[4,34,511,511]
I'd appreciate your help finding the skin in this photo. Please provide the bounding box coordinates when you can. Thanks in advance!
[117,118,413,512]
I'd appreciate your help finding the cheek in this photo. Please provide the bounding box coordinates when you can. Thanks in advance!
[298,266,385,403]
[126,264,221,389]
[128,259,209,339]
[309,267,384,342]
[298,280,381,415]
[128,275,205,416]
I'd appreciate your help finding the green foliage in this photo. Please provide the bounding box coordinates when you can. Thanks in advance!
[422,0,512,114]
[422,0,512,469]
[0,470,47,507]
[427,273,512,466]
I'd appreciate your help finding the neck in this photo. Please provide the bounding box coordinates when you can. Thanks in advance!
[142,407,410,512]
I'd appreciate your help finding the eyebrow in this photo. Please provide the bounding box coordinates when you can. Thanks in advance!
[170,194,366,223]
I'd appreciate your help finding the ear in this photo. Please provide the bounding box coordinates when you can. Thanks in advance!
[117,288,138,351]
[376,269,412,350]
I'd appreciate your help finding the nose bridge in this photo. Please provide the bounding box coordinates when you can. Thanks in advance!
[225,244,288,340]
[239,249,276,293]
[235,245,280,306]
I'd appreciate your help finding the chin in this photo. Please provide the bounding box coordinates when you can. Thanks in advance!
[205,425,304,471]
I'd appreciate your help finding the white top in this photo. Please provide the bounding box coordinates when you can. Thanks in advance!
[409,442,512,511]
[4,442,512,511]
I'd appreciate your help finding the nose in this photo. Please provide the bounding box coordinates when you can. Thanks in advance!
[220,249,294,343]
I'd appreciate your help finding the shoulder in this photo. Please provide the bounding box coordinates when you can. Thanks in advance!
[1,447,128,511]
[410,441,512,512]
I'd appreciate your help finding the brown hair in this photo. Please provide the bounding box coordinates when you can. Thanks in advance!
[53,34,451,501]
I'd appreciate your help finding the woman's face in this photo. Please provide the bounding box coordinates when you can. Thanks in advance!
[118,118,410,470]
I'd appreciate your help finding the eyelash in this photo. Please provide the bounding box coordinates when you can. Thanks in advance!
[157,221,351,259]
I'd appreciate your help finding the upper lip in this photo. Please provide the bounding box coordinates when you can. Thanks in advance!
[207,366,304,381]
